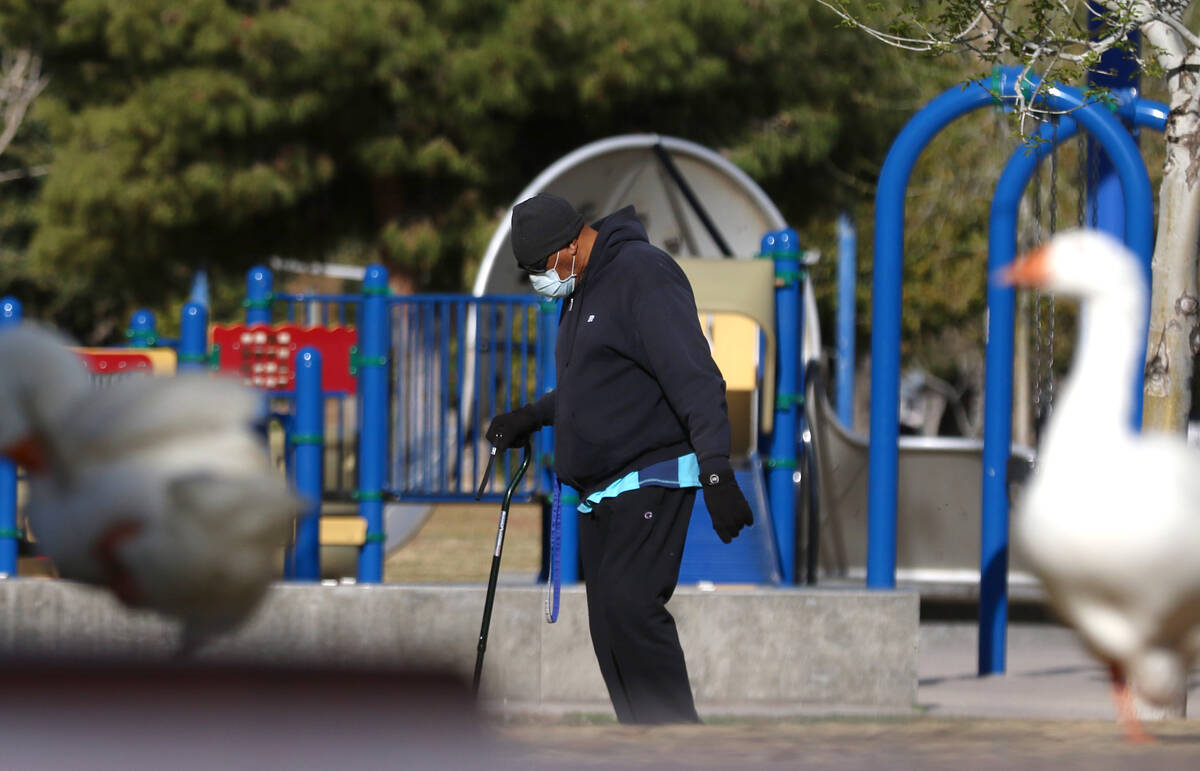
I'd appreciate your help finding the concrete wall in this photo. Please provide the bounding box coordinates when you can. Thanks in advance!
[0,580,918,717]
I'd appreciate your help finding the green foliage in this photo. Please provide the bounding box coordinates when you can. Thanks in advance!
[1,0,969,351]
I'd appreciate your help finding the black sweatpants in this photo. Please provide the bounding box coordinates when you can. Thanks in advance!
[579,484,700,724]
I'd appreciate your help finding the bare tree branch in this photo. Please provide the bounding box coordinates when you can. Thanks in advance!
[815,0,989,52]
[0,164,49,184]
[0,49,50,159]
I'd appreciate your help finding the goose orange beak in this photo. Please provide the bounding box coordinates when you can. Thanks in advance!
[0,435,46,473]
[996,245,1051,288]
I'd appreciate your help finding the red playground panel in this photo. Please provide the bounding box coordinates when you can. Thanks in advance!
[211,324,357,394]
[74,348,177,379]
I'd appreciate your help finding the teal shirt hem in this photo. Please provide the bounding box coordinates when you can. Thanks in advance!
[577,453,700,513]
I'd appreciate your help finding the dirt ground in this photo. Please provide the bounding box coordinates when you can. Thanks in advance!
[383,502,543,582]
[491,716,1200,770]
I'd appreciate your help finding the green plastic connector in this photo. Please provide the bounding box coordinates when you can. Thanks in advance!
[774,268,807,287]
[775,392,805,410]
[349,346,388,376]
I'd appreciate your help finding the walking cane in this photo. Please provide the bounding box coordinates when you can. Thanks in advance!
[472,440,532,695]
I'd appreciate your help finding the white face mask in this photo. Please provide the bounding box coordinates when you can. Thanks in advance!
[529,249,577,298]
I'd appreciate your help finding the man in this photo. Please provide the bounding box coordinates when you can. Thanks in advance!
[486,192,754,724]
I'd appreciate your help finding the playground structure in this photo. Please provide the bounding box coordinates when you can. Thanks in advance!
[863,67,1166,676]
[0,205,924,715]
[0,257,804,589]
[0,71,1176,706]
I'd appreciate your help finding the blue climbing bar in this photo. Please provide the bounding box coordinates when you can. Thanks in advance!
[178,302,209,373]
[245,265,273,325]
[126,309,157,348]
[289,347,324,580]
[0,297,22,576]
[357,264,390,582]
[769,229,800,584]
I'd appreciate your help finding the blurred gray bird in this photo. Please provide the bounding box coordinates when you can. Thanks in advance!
[0,323,301,651]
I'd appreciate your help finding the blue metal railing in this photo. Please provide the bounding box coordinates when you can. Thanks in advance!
[389,294,548,502]
[9,242,800,589]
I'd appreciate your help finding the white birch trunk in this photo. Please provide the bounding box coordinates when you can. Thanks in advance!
[1131,15,1197,719]
[1141,22,1200,440]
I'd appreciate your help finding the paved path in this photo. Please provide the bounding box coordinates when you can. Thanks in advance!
[10,621,1198,769]
[918,622,1200,720]
[492,622,1200,770]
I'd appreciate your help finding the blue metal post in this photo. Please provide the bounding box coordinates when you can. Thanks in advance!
[245,265,273,443]
[770,229,799,584]
[868,75,999,588]
[126,309,157,348]
[289,347,324,580]
[0,297,21,576]
[1087,16,1140,239]
[979,91,1156,674]
[836,213,857,427]
[982,119,1078,675]
[357,265,389,582]
[246,265,273,325]
[178,302,209,373]
[189,268,210,309]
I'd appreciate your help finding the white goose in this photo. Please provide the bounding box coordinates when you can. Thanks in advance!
[0,323,301,650]
[1001,229,1200,740]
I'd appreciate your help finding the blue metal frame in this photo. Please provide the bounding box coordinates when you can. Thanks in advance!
[357,265,390,582]
[288,347,324,580]
[246,266,273,325]
[978,92,1165,674]
[0,297,21,576]
[1087,19,1141,241]
[836,213,857,428]
[178,302,208,372]
[768,229,800,584]
[868,68,1161,675]
[126,309,157,348]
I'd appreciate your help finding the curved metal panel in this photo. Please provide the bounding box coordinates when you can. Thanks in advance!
[472,134,821,358]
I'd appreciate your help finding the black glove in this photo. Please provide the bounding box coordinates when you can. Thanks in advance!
[486,405,541,451]
[700,459,754,544]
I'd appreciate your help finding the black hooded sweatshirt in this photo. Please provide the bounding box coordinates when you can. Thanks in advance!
[526,206,731,495]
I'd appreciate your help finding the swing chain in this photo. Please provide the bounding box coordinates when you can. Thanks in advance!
[1076,132,1088,229]
[1030,134,1045,425]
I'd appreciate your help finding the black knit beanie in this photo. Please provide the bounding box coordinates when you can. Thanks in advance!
[511,193,585,270]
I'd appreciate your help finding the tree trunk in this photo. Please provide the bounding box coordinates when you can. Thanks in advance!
[1131,17,1197,720]
[1141,34,1200,436]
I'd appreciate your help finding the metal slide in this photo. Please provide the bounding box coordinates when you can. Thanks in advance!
[679,456,781,584]
[472,133,821,363]
[803,362,1041,598]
